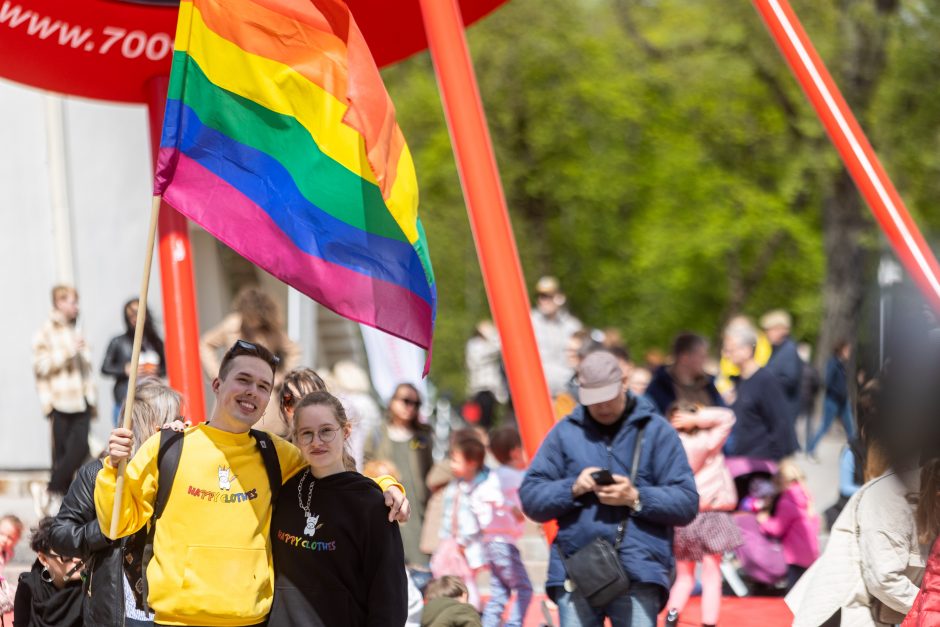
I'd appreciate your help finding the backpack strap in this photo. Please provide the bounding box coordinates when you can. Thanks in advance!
[141,428,185,613]
[154,429,185,520]
[250,429,281,504]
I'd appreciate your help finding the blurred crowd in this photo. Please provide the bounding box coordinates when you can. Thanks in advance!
[2,276,940,627]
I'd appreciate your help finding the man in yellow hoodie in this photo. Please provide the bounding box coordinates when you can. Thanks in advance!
[95,340,407,627]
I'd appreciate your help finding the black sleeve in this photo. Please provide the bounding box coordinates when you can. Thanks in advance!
[13,574,32,627]
[364,497,408,627]
[101,337,126,378]
[773,346,802,397]
[49,462,112,559]
[759,376,792,459]
[156,342,167,378]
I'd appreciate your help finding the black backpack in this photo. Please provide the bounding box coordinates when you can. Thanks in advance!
[140,428,281,611]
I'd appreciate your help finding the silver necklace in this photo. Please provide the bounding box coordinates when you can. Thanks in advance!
[297,468,316,518]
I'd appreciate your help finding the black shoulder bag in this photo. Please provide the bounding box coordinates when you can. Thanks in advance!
[562,421,647,608]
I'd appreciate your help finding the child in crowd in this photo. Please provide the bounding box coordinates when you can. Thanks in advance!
[435,430,489,608]
[758,460,820,589]
[363,459,402,482]
[664,405,741,627]
[0,514,24,619]
[420,576,482,627]
[0,515,23,569]
[481,427,532,627]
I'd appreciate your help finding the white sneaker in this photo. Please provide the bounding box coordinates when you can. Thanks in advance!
[29,482,49,518]
[45,493,63,517]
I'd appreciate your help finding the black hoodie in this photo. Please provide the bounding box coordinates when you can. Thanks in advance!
[268,470,407,627]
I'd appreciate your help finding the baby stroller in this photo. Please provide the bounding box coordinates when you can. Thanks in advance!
[725,457,789,595]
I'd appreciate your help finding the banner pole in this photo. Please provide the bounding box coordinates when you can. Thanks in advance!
[753,0,940,312]
[109,195,161,539]
[416,0,555,462]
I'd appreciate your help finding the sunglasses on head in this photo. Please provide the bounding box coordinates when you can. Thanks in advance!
[281,388,298,409]
[224,339,280,370]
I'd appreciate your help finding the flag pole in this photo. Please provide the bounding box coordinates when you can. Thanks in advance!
[753,0,940,312]
[109,195,161,539]
[146,76,206,423]
[416,0,555,462]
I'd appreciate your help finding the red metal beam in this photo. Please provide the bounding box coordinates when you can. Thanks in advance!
[754,0,940,312]
[415,0,556,461]
[146,76,206,422]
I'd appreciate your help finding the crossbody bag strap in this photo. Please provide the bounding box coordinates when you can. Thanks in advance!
[450,485,461,537]
[614,421,647,549]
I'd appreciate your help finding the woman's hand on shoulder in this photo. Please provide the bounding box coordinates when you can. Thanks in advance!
[384,486,410,523]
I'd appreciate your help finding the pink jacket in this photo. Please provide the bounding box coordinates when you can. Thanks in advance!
[760,484,820,568]
[676,407,738,512]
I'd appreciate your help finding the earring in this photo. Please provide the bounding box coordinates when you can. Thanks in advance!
[40,567,53,583]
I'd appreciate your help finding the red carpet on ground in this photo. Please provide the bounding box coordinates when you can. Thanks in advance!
[516,595,793,627]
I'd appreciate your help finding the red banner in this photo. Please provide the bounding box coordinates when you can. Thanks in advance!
[0,0,508,103]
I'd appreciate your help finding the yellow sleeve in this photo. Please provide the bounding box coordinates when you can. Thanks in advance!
[370,474,405,496]
[94,431,161,539]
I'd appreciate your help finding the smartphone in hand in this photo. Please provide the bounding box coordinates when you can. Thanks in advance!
[591,469,615,486]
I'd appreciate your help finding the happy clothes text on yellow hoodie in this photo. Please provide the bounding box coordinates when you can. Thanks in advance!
[94,423,401,627]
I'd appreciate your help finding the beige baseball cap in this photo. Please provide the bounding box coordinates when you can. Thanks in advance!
[536,276,560,296]
[759,309,792,330]
[577,351,624,405]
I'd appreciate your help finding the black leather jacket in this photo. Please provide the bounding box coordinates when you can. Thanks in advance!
[48,459,140,627]
[102,333,166,404]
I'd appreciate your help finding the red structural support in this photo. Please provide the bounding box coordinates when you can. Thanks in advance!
[146,77,207,422]
[754,0,940,312]
[416,0,556,460]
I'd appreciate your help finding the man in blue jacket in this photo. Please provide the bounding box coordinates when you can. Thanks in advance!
[760,310,803,454]
[520,350,698,627]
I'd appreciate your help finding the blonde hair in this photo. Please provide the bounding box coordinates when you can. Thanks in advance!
[51,284,76,305]
[777,459,814,517]
[125,378,182,455]
[776,459,806,486]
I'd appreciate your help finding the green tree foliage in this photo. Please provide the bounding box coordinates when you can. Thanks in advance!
[381,0,938,398]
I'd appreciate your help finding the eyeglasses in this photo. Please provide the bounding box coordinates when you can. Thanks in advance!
[224,339,280,370]
[47,550,77,564]
[297,427,340,445]
[395,397,421,408]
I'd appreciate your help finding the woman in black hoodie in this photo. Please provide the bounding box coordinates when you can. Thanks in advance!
[269,391,408,626]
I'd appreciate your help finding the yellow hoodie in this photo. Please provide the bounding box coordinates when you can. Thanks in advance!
[94,424,400,627]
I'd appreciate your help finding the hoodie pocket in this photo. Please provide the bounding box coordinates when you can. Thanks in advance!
[177,545,271,619]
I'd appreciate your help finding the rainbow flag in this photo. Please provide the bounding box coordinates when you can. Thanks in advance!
[154,0,435,358]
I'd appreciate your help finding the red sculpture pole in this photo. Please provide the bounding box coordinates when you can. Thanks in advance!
[754,0,940,312]
[146,76,207,422]
[416,0,555,460]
